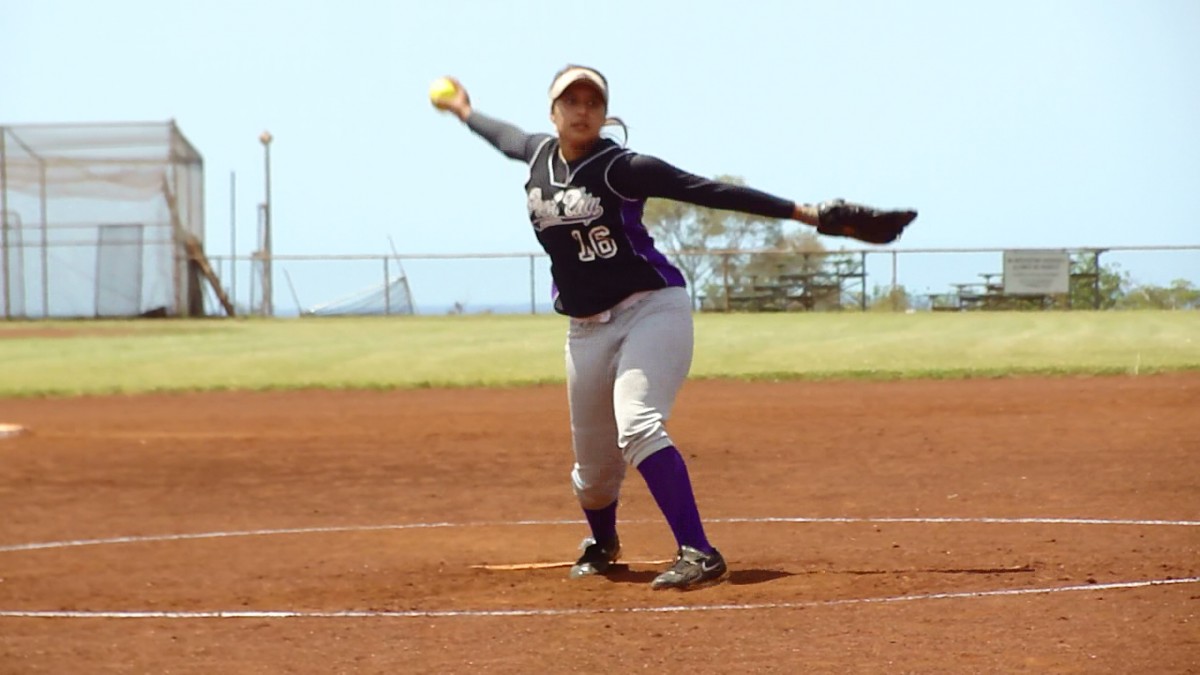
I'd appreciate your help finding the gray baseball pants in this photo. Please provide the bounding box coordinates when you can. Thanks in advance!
[565,286,694,510]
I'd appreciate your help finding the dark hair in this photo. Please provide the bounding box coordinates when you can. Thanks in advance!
[550,64,628,146]
[601,117,628,146]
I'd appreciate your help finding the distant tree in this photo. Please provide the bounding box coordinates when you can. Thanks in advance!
[867,284,911,312]
[697,231,849,311]
[643,175,783,310]
[644,178,877,312]
[736,230,825,288]
[1068,254,1198,310]
[1118,279,1200,310]
[642,199,715,309]
[1167,279,1200,309]
[1070,255,1131,309]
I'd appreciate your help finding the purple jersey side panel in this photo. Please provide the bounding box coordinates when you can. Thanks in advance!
[620,200,686,288]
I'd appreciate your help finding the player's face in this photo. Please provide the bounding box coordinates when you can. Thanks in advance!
[551,81,606,149]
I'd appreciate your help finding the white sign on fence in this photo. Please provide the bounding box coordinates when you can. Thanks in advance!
[1003,250,1070,295]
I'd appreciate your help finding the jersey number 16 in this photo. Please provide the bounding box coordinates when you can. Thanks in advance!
[570,226,618,262]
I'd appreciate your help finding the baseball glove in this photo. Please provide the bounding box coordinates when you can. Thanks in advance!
[816,199,917,245]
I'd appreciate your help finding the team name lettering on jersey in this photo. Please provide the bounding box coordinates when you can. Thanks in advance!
[527,187,604,231]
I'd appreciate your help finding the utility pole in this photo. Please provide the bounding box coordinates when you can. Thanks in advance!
[259,130,274,316]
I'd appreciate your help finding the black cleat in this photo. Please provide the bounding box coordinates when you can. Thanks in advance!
[569,537,621,579]
[650,546,727,590]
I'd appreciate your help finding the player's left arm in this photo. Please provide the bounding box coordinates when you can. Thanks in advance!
[609,154,915,244]
[609,153,797,220]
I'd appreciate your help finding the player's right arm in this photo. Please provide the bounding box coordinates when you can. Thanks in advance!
[464,111,549,163]
[433,78,546,162]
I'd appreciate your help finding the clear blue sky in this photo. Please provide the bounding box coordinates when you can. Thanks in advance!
[3,0,1198,312]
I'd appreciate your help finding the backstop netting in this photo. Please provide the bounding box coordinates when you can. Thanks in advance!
[1,121,207,319]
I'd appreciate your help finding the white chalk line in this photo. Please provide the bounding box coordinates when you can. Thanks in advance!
[2,518,1196,621]
[2,515,1197,554]
[1,577,1196,620]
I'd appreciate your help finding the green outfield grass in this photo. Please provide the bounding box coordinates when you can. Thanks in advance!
[0,311,1197,397]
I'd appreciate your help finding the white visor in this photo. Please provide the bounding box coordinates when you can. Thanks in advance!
[548,67,608,103]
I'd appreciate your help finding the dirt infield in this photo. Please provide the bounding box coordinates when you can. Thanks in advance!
[1,374,1197,673]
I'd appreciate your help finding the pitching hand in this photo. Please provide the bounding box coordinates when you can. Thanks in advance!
[432,77,472,121]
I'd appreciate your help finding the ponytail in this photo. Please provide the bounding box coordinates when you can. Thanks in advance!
[602,116,628,146]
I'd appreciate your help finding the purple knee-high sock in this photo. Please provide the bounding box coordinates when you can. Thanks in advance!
[636,446,713,553]
[583,500,618,546]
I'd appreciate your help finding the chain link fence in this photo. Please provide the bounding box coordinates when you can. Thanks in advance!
[199,244,1199,317]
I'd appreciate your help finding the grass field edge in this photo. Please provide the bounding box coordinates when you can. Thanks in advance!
[3,364,1198,400]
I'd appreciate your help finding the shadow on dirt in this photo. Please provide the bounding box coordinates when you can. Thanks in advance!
[727,569,796,585]
[601,566,795,587]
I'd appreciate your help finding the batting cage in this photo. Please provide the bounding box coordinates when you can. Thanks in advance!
[0,121,226,319]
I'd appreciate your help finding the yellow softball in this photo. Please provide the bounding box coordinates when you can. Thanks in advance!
[428,77,458,104]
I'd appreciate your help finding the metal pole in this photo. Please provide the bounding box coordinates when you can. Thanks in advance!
[722,252,730,312]
[39,159,48,318]
[860,251,867,312]
[260,131,274,317]
[230,171,237,311]
[383,257,391,315]
[891,250,899,312]
[93,225,102,318]
[529,255,536,314]
[252,205,261,312]
[0,128,8,320]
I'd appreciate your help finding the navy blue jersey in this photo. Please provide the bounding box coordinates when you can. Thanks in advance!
[525,136,684,316]
[466,112,796,317]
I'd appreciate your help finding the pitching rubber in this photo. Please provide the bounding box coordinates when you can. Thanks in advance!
[0,423,27,440]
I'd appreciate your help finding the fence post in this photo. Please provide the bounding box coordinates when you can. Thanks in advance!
[230,171,237,313]
[722,252,730,312]
[860,251,867,311]
[383,257,391,315]
[0,129,7,319]
[529,255,536,314]
[891,250,899,312]
[38,160,48,318]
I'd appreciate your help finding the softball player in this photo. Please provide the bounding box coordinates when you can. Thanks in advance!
[434,65,824,590]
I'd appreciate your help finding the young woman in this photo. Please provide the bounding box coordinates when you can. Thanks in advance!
[432,65,899,590]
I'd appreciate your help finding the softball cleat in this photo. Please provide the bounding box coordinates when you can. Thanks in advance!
[569,536,621,579]
[650,546,727,590]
